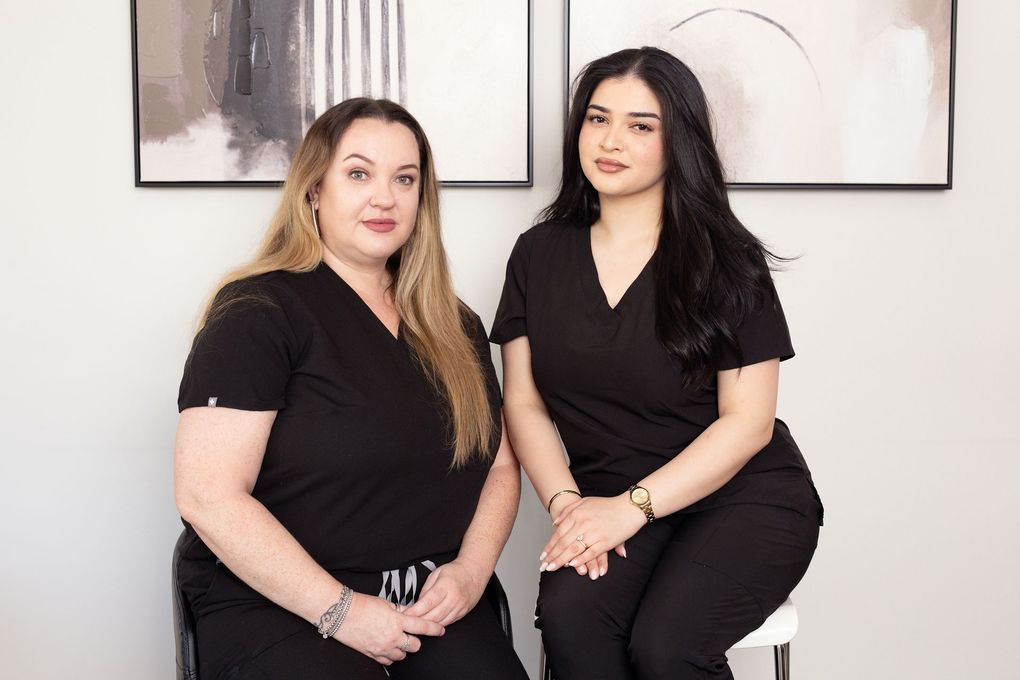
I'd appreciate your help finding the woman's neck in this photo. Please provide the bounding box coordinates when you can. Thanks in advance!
[594,189,664,247]
[321,246,393,303]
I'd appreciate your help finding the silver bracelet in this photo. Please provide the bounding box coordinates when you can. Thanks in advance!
[317,585,354,639]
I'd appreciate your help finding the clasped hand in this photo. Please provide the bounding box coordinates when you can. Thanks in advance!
[338,558,487,665]
[335,592,444,666]
[541,495,645,580]
[403,558,487,626]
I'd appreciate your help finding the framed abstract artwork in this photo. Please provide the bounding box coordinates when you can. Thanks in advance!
[132,0,532,186]
[567,0,956,188]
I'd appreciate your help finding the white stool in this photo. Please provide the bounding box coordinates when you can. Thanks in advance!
[730,598,798,680]
[540,598,798,680]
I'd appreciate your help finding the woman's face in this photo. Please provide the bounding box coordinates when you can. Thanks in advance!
[311,117,421,268]
[578,76,666,200]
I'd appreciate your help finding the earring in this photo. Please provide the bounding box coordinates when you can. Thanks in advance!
[309,201,321,239]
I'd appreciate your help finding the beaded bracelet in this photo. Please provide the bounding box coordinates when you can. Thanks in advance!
[317,585,354,639]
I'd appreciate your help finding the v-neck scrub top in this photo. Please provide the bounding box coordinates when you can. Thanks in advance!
[491,222,822,522]
[176,263,502,617]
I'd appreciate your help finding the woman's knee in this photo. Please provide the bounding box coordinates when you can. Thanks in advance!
[537,570,627,648]
[628,618,728,680]
[536,572,596,637]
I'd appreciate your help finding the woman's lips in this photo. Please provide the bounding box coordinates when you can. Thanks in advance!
[595,158,628,173]
[363,218,397,233]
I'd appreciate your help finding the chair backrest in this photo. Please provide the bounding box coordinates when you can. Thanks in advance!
[172,528,514,679]
[172,529,200,680]
[482,571,514,645]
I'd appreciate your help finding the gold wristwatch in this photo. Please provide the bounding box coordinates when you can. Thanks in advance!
[628,485,655,524]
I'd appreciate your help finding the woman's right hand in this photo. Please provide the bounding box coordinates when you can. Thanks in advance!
[334,593,446,666]
[549,494,607,580]
[548,495,626,581]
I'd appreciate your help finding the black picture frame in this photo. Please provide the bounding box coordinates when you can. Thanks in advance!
[132,0,533,188]
[564,0,956,189]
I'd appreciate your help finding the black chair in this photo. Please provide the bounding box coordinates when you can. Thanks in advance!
[173,529,514,679]
[172,530,200,680]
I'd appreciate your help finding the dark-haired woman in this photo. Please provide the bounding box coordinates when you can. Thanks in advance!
[174,98,528,679]
[491,48,823,680]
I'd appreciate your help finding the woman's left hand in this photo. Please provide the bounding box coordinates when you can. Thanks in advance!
[541,495,646,573]
[402,558,488,626]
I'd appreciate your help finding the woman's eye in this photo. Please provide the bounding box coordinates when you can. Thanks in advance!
[587,114,607,124]
[633,123,653,132]
[395,175,416,186]
[349,169,368,181]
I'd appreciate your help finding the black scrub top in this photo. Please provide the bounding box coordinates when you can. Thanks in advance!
[490,222,822,523]
[177,263,502,616]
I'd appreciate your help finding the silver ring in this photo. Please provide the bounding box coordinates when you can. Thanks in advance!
[400,634,411,652]
[575,534,590,550]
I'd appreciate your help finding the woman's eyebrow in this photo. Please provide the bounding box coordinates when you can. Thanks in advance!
[587,103,661,120]
[342,154,418,172]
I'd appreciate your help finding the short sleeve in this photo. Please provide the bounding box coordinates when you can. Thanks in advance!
[489,234,530,344]
[177,280,297,412]
[716,284,795,371]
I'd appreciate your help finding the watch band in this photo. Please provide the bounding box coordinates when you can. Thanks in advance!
[628,485,656,524]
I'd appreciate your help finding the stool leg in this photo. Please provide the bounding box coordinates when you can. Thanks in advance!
[773,642,790,680]
[540,645,554,680]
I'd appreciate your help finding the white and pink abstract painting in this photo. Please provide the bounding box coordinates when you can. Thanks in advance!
[568,0,955,187]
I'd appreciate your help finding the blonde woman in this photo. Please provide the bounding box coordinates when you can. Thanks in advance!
[174,98,528,680]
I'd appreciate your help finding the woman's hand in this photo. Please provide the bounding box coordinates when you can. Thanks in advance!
[541,495,644,574]
[402,558,488,627]
[335,592,445,666]
[548,494,614,580]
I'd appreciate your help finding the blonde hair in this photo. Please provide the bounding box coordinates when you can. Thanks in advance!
[199,99,495,466]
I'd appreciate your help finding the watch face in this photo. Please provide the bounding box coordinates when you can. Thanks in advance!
[631,487,650,505]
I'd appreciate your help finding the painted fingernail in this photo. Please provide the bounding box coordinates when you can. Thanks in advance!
[540,562,547,572]
[539,551,547,560]
[567,560,577,567]
[600,567,607,577]
[548,563,557,571]
[578,565,587,574]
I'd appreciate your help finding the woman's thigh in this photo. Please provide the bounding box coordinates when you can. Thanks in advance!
[240,627,388,679]
[388,596,528,680]
[629,504,820,679]
[536,520,676,679]
[197,602,387,680]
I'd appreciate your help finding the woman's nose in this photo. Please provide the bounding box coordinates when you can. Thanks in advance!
[369,180,396,208]
[599,126,622,152]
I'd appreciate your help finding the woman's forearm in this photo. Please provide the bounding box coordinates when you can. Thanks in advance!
[638,360,780,518]
[180,492,342,626]
[637,412,773,519]
[455,454,521,577]
[503,401,578,514]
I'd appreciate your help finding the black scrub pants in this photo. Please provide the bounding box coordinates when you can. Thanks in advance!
[537,502,820,680]
[196,568,529,680]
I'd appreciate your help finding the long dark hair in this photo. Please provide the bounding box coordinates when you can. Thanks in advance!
[540,47,787,388]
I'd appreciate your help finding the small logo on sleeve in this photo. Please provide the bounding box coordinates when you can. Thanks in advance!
[207,397,218,407]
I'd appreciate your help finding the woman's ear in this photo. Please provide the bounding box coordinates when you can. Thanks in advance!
[307,183,320,209]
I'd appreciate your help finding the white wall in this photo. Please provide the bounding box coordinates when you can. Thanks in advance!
[1,2,1017,678]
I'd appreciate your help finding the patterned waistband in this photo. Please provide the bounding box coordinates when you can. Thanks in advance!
[377,559,438,607]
